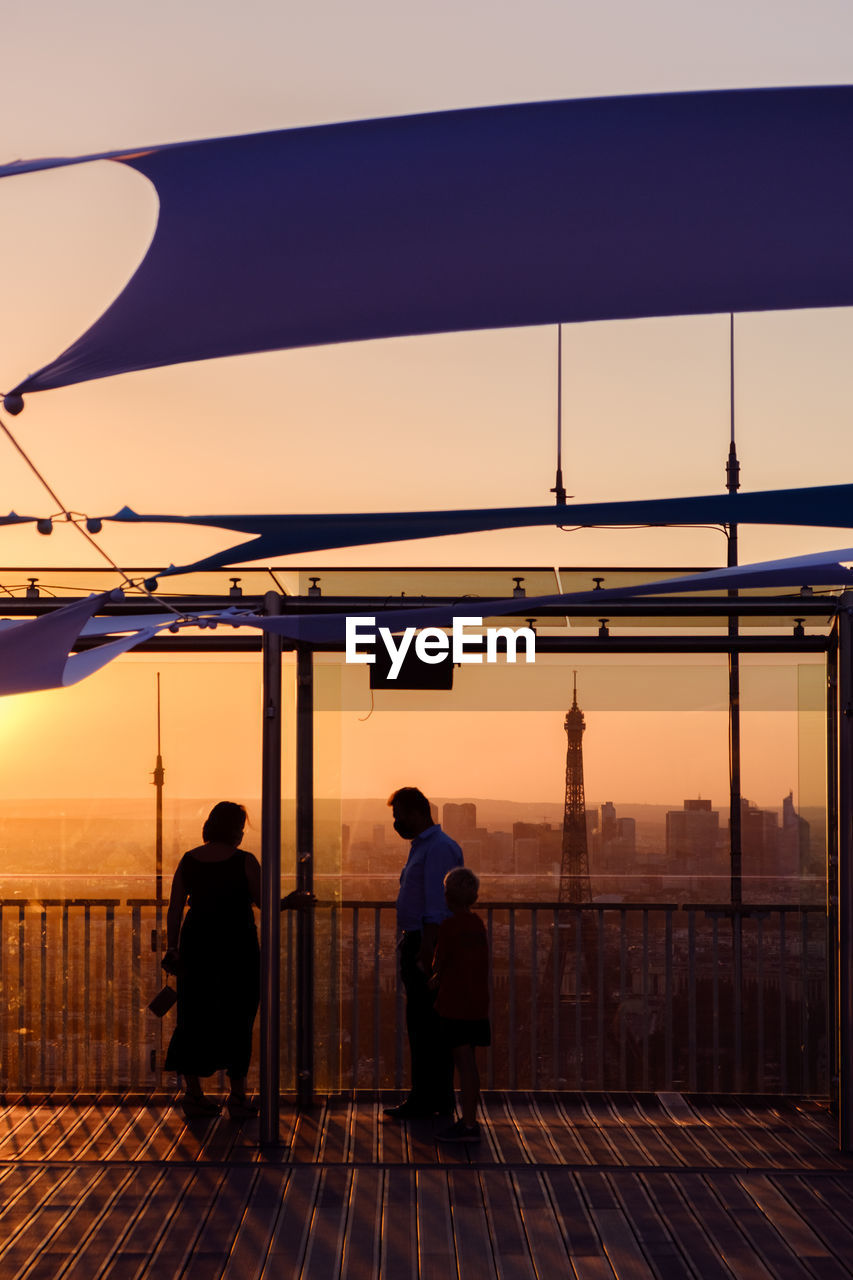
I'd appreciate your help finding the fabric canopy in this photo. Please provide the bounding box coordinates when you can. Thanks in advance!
[581,546,853,596]
[100,484,853,576]
[0,602,255,696]
[1,548,846,696]
[5,86,853,397]
[0,594,159,695]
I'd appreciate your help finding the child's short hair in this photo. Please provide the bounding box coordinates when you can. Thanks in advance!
[444,866,479,906]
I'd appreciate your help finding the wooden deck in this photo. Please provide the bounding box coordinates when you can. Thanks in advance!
[1,1091,852,1278]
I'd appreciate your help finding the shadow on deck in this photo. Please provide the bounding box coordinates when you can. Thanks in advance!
[1,1091,852,1278]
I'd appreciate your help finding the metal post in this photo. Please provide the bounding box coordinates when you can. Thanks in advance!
[728,616,743,905]
[827,622,839,1118]
[836,601,853,1151]
[153,672,165,1078]
[260,591,282,1146]
[727,314,743,905]
[296,643,315,1107]
[154,672,164,908]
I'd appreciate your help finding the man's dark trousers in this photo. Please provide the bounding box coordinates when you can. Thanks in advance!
[399,930,454,1113]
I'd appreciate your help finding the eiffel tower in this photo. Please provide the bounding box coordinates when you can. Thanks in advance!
[537,674,594,1081]
[559,672,592,904]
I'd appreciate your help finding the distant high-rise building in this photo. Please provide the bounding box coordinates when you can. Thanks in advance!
[592,802,636,865]
[443,802,477,841]
[600,801,617,843]
[780,791,813,896]
[739,798,779,867]
[665,799,719,859]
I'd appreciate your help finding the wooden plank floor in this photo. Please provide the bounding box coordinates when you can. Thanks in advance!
[1,1092,852,1279]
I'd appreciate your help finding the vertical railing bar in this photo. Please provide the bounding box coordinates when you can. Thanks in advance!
[284,909,294,1086]
[664,908,673,1090]
[0,906,4,1090]
[329,905,339,1094]
[597,908,605,1089]
[374,908,382,1092]
[106,904,115,1092]
[688,909,697,1092]
[552,908,560,1088]
[619,908,627,1089]
[58,906,67,1085]
[801,910,810,1095]
[18,906,26,1092]
[486,908,495,1090]
[642,909,650,1089]
[84,905,91,1091]
[706,911,712,1090]
[395,934,405,1091]
[351,907,359,1092]
[61,904,69,1090]
[61,901,69,1090]
[508,908,516,1089]
[733,911,743,1093]
[757,915,765,1090]
[71,906,79,1088]
[574,909,582,1089]
[131,905,141,1092]
[530,908,538,1090]
[39,905,47,1087]
[780,912,788,1093]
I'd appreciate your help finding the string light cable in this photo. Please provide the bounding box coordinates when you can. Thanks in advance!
[0,410,186,619]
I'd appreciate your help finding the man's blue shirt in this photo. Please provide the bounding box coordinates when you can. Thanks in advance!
[396,824,464,932]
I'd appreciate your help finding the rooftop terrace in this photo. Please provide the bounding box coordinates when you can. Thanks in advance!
[2,1090,851,1278]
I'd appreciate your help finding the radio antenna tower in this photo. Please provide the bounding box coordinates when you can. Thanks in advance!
[560,672,591,903]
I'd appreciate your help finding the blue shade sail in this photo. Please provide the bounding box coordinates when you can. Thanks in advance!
[5,86,853,396]
[579,546,853,596]
[0,594,158,695]
[98,484,853,574]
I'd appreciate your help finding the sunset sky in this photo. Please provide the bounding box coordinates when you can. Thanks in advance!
[0,1,849,815]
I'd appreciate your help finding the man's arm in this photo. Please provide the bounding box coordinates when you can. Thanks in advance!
[422,840,463,924]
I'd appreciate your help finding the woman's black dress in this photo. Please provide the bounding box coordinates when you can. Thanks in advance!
[165,850,260,1079]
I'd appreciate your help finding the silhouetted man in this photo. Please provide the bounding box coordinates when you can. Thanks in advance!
[383,786,463,1120]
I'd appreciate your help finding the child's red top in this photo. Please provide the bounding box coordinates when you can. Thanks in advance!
[433,910,489,1020]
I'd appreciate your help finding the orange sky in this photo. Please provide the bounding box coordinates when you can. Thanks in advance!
[0,652,824,816]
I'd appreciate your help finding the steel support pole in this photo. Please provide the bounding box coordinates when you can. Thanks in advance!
[726,330,743,906]
[296,644,315,1107]
[836,601,853,1151]
[260,591,282,1146]
[827,624,839,1121]
[727,524,743,906]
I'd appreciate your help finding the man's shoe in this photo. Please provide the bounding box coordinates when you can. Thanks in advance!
[437,1120,481,1143]
[382,1099,436,1120]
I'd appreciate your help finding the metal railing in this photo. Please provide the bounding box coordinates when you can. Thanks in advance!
[0,898,828,1095]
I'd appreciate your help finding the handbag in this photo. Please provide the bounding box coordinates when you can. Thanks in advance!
[148,982,178,1017]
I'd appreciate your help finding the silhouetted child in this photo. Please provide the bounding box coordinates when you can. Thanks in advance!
[431,866,490,1142]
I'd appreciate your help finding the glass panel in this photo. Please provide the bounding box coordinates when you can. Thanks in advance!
[0,622,829,1098]
[0,654,267,1094]
[311,651,827,1094]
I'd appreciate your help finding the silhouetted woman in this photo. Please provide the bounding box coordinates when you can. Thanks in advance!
[163,800,308,1118]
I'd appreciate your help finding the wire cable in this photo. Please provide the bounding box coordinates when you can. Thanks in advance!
[0,412,184,615]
